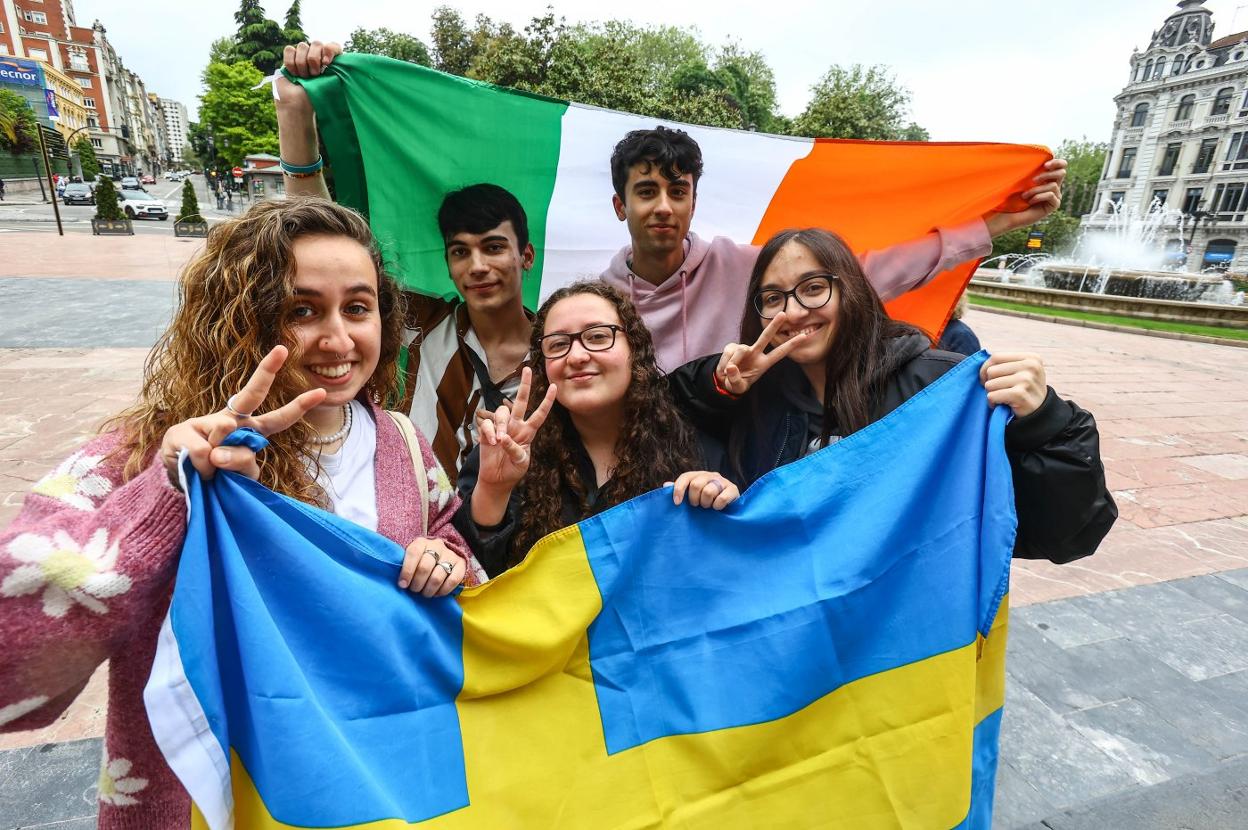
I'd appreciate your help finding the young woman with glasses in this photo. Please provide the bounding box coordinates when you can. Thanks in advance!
[669,228,1117,564]
[454,281,738,575]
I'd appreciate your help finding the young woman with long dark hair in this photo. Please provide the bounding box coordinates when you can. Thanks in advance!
[669,228,1117,563]
[0,197,482,828]
[455,281,738,574]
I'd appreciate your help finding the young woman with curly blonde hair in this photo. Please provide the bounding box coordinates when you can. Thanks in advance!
[455,281,741,574]
[0,197,481,829]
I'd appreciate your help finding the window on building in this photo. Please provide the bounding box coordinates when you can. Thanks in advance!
[1197,60,1206,69]
[91,138,102,149]
[1131,102,1150,127]
[1225,133,1248,169]
[1238,52,1246,60]
[1107,192,1126,212]
[1159,142,1182,175]
[70,55,88,71]
[1176,94,1196,121]
[23,10,47,24]
[1144,59,1154,79]
[1204,239,1237,270]
[28,47,47,60]
[0,45,8,55]
[1117,147,1138,178]
[76,77,91,87]
[82,97,94,108]
[1154,58,1167,78]
[1183,187,1204,214]
[1151,189,1169,207]
[87,116,97,127]
[1217,182,1246,213]
[1174,56,1186,75]
[1194,138,1219,173]
[1213,87,1235,115]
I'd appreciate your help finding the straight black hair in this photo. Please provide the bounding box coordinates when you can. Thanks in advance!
[437,183,530,250]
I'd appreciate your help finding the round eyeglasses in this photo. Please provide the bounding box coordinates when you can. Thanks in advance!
[538,324,624,359]
[752,274,837,319]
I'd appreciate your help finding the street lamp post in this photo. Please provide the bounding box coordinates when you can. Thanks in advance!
[1184,201,1214,268]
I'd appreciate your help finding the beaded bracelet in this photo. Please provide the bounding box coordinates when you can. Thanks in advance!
[280,156,324,177]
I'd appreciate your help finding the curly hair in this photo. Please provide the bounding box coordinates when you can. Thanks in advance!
[104,196,405,505]
[510,281,700,558]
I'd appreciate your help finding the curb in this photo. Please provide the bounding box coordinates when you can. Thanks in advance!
[970,304,1248,349]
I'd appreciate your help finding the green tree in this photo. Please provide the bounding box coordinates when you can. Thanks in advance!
[72,135,100,179]
[1054,138,1107,217]
[199,61,279,167]
[989,211,1081,260]
[282,0,306,44]
[345,27,432,65]
[430,7,488,76]
[176,178,201,222]
[234,0,286,75]
[208,36,237,65]
[0,89,38,155]
[94,176,123,220]
[793,64,925,140]
[710,44,780,132]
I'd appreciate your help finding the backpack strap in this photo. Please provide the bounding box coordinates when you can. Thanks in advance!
[387,410,429,538]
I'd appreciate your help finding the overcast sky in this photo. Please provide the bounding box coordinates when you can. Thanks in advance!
[78,0,1248,148]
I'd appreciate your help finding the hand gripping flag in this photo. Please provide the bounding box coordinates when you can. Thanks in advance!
[146,353,1015,829]
[294,53,1049,340]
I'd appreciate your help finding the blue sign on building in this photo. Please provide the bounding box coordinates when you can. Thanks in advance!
[0,58,42,87]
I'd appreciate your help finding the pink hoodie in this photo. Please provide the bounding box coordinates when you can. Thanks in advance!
[600,220,992,372]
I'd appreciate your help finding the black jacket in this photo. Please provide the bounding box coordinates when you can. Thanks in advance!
[453,430,729,578]
[667,333,1117,564]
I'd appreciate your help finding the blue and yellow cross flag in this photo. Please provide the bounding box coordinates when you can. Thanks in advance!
[145,353,1015,829]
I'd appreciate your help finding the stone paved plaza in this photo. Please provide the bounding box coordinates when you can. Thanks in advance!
[2,231,1248,827]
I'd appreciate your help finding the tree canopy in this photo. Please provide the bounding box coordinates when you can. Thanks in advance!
[0,90,38,156]
[793,64,924,140]
[345,27,432,65]
[233,0,290,75]
[199,61,278,167]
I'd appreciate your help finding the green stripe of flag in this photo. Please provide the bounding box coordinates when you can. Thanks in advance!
[301,54,568,307]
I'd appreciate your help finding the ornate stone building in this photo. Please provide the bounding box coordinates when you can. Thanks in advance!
[1089,0,1248,271]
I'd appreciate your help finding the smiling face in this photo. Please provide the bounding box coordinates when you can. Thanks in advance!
[445,219,533,315]
[542,293,633,417]
[289,234,382,408]
[758,240,841,366]
[612,161,695,261]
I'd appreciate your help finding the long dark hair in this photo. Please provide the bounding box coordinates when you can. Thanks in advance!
[737,228,920,451]
[104,197,404,505]
[512,281,700,559]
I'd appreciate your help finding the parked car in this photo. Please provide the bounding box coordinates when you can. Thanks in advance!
[118,189,169,220]
[120,176,141,190]
[140,174,156,185]
[62,183,95,205]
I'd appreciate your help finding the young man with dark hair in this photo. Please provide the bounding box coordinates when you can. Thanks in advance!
[275,51,533,480]
[602,126,1068,370]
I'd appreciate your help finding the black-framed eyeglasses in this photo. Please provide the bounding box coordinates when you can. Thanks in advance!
[539,324,624,359]
[752,274,837,319]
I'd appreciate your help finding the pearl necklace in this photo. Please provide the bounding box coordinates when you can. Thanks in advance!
[310,403,353,445]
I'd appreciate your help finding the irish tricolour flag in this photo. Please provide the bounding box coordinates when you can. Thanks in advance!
[299,54,1049,336]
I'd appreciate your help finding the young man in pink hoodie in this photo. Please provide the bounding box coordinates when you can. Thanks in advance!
[600,126,1068,372]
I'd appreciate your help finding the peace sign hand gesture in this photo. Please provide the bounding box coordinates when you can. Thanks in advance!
[473,367,559,492]
[158,346,327,488]
[714,311,812,396]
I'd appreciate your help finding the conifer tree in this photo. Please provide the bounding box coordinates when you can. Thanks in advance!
[283,0,307,44]
[176,179,201,223]
[94,177,123,220]
[234,0,286,75]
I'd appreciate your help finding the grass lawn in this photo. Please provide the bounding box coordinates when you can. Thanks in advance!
[968,294,1248,342]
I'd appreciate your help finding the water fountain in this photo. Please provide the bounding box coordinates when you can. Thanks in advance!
[977,200,1242,306]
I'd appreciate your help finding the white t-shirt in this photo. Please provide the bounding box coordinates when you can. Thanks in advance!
[314,400,379,532]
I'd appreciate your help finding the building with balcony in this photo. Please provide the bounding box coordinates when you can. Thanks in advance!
[1089,0,1248,271]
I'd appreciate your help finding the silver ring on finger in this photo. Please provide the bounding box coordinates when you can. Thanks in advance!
[225,394,252,419]
[438,561,454,576]
[424,549,440,563]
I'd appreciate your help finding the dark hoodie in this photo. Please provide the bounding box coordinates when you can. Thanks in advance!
[668,334,1118,564]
